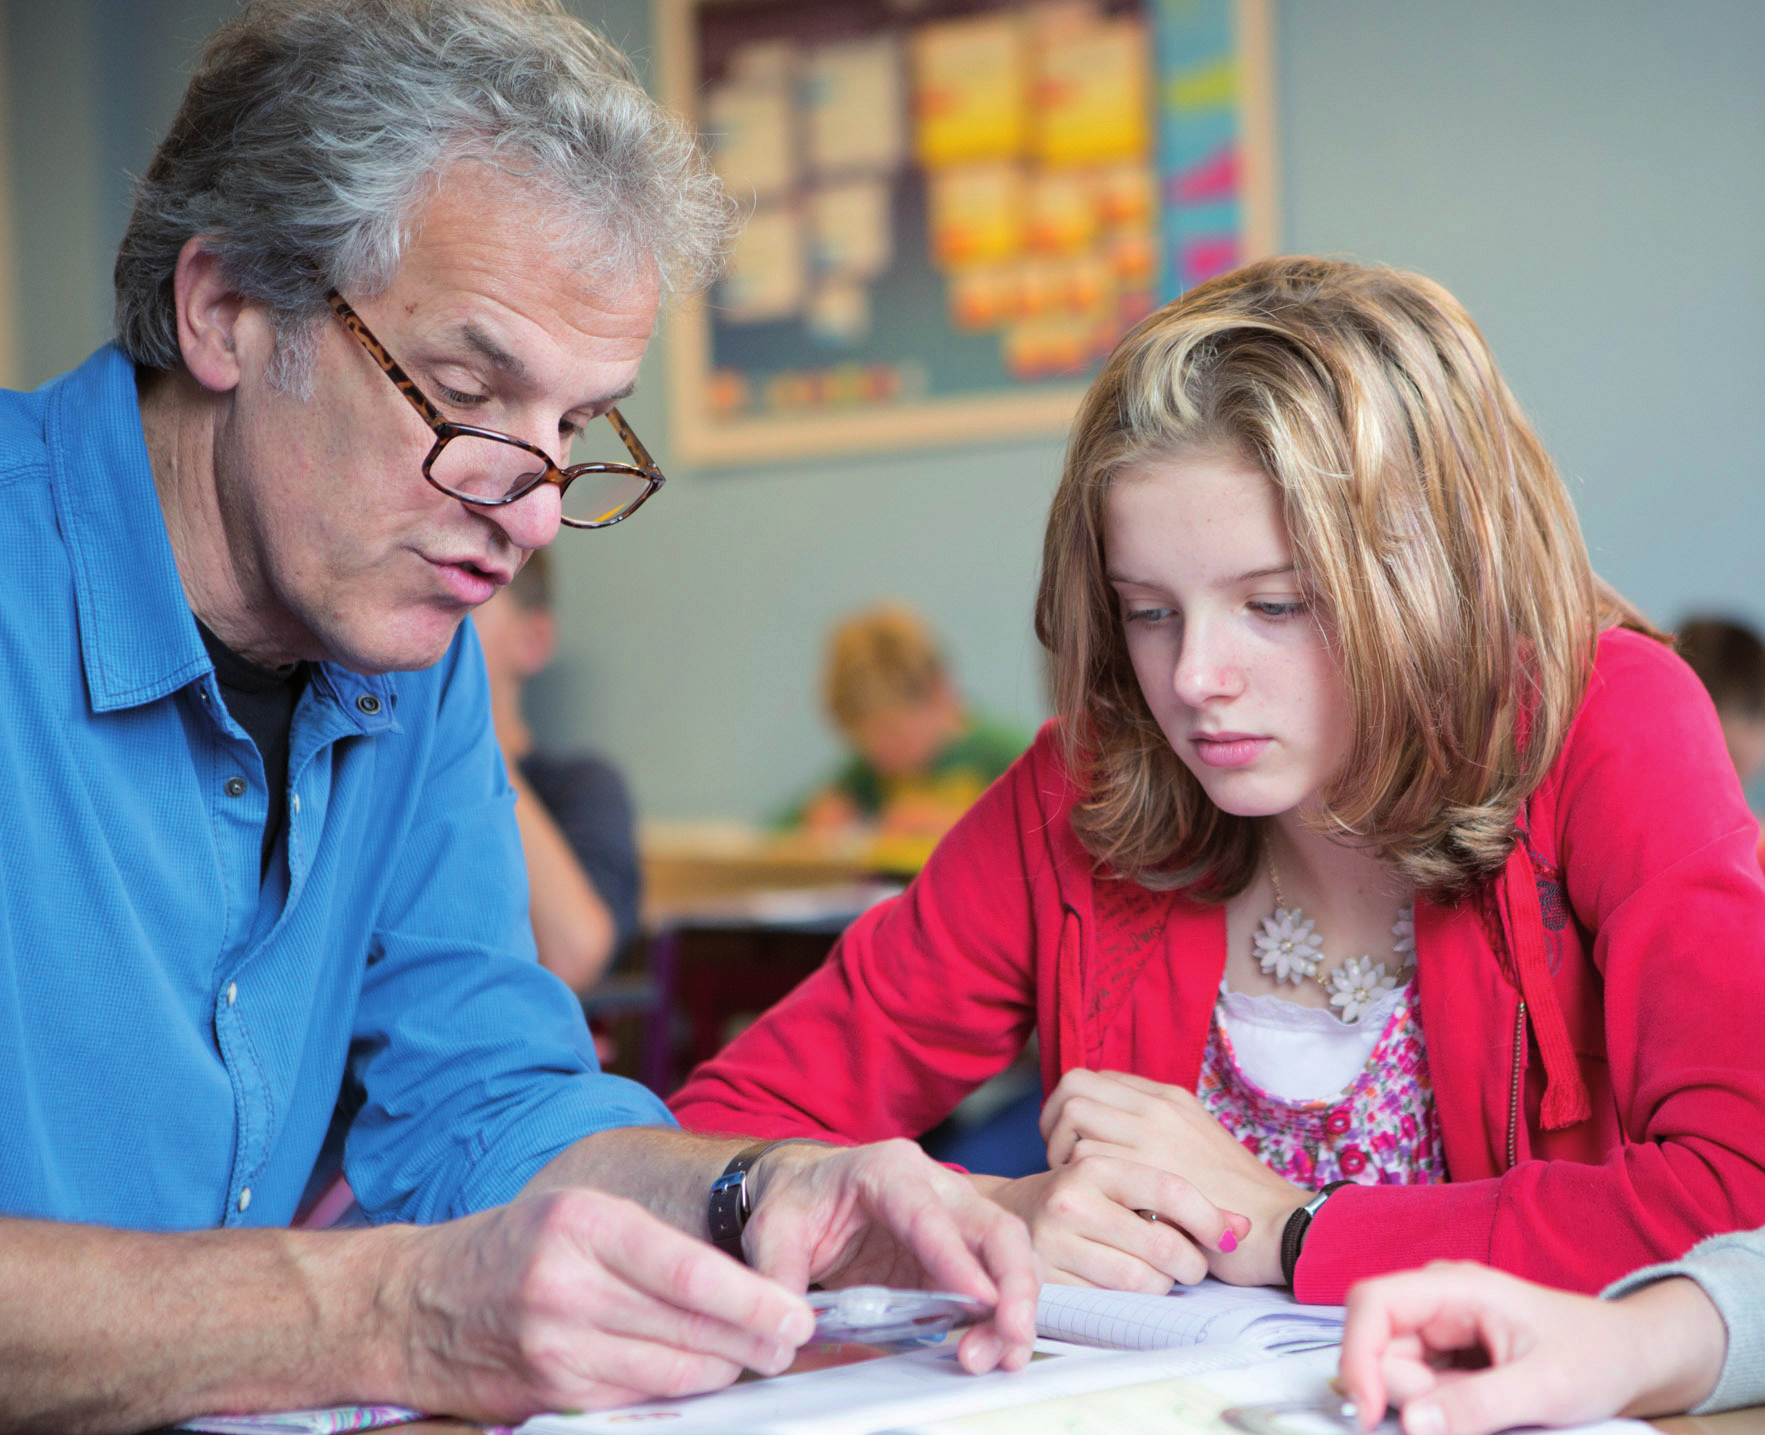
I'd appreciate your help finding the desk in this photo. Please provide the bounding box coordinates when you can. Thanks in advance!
[627,822,904,1094]
[300,1389,1765,1434]
[1659,1415,1765,1435]
[640,821,873,917]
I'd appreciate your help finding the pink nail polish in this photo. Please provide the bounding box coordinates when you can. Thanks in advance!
[1219,1229,1238,1253]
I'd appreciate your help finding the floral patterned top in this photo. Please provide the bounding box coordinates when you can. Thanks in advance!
[1196,975,1448,1188]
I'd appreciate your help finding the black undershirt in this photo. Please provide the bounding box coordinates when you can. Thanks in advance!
[197,620,310,880]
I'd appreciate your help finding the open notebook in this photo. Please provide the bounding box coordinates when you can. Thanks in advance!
[179,1281,1346,1434]
[1036,1277,1346,1354]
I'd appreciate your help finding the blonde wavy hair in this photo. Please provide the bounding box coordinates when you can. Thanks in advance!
[823,604,947,734]
[1035,255,1651,897]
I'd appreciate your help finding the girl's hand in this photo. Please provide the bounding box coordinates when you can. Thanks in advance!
[1040,1069,1308,1286]
[973,1159,1248,1292]
[1339,1262,1728,1435]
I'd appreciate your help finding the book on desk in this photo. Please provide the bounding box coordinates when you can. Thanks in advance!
[179,1281,1653,1435]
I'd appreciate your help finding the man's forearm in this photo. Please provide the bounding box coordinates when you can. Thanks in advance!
[521,1127,761,1240]
[0,1216,411,1434]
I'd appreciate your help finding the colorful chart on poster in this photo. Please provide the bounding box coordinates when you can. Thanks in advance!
[660,0,1272,465]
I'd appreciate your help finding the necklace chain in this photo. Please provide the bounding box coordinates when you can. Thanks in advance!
[1256,853,1415,1022]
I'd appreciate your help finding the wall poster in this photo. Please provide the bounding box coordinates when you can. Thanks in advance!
[658,0,1275,466]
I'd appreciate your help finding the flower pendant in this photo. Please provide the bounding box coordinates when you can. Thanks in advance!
[1327,955,1398,1022]
[1254,906,1324,984]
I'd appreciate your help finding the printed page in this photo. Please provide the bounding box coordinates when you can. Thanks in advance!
[1035,1279,1345,1353]
[517,1340,1265,1435]
[894,1350,1660,1435]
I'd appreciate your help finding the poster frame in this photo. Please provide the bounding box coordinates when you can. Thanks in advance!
[657,0,1277,468]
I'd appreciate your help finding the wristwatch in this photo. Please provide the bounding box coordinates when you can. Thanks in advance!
[708,1138,820,1262]
[1280,1180,1354,1287]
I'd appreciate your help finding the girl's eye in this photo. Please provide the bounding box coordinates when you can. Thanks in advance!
[1249,599,1309,621]
[1123,606,1176,625]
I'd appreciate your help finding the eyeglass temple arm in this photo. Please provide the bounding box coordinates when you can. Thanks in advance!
[605,406,661,478]
[324,290,450,433]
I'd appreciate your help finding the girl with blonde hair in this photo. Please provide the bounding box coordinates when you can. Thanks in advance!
[673,256,1765,1301]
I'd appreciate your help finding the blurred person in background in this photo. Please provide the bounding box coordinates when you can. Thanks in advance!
[1676,614,1765,788]
[1676,614,1765,868]
[790,603,1026,871]
[474,548,641,992]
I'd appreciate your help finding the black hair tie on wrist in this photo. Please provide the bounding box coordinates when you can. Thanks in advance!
[1280,1180,1355,1288]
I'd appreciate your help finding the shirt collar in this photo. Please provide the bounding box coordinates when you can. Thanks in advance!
[48,344,398,732]
[49,345,208,713]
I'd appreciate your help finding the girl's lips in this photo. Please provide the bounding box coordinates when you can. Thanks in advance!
[1191,734,1272,769]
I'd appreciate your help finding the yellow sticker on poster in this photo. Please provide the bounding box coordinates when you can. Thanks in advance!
[1033,12,1151,166]
[910,12,1029,167]
[927,163,1027,269]
[1026,168,1100,254]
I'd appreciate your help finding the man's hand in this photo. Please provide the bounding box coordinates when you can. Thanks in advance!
[743,1138,1041,1376]
[392,1187,815,1422]
[1338,1262,1728,1435]
[1038,1069,1297,1286]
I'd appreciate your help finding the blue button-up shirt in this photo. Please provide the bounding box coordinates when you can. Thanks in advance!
[0,346,672,1231]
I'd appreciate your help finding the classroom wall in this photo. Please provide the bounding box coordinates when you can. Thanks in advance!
[5,0,1763,819]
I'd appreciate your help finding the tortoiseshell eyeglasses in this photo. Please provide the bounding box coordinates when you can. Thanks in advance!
[325,290,665,530]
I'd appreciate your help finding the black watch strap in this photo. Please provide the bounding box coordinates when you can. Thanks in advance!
[708,1138,819,1262]
[1280,1179,1355,1287]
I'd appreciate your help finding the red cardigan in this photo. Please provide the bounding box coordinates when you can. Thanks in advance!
[671,629,1765,1303]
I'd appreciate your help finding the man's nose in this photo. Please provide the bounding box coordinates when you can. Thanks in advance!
[481,479,562,555]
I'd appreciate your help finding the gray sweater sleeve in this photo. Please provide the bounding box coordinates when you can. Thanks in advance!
[1602,1228,1765,1415]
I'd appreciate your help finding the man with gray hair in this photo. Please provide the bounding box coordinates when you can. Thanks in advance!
[0,1,1037,1427]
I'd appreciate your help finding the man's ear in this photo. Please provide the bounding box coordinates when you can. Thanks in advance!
[172,237,254,394]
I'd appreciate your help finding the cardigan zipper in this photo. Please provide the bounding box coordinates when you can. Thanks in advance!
[1506,998,1527,1169]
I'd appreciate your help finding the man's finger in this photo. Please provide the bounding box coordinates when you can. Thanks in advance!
[848,1153,1008,1304]
[950,1198,1042,1374]
[585,1205,814,1359]
[539,1329,751,1409]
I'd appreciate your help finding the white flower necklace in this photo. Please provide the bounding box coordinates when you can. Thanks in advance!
[1252,856,1416,1022]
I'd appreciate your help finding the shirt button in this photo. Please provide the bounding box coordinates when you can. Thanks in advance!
[356,694,382,716]
[237,1187,252,1212]
[1324,1110,1352,1137]
[226,981,237,1006]
[291,793,301,815]
[1338,1148,1368,1176]
[224,776,247,798]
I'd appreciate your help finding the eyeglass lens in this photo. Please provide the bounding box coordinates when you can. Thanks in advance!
[429,427,655,527]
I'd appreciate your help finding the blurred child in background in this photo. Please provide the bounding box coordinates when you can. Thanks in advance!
[792,603,1027,871]
[473,550,642,993]
[1677,614,1765,787]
